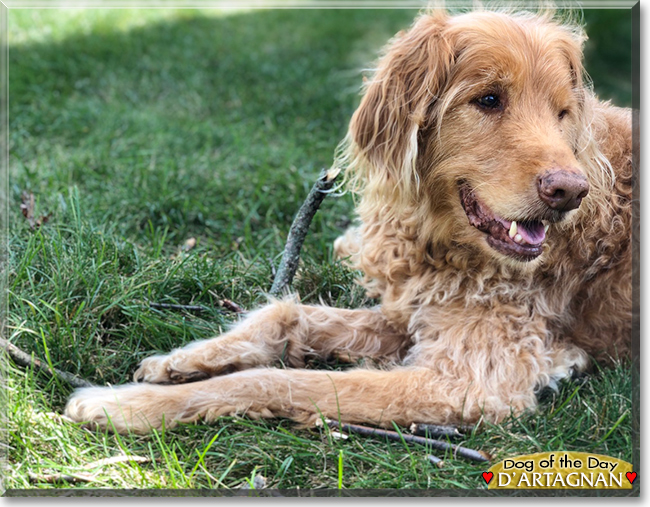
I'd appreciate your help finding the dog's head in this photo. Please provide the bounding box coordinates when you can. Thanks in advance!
[346,10,608,264]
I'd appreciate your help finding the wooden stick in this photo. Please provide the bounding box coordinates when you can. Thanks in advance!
[270,167,341,295]
[426,454,445,468]
[0,337,94,389]
[410,422,471,439]
[28,472,96,484]
[220,299,246,314]
[326,420,490,463]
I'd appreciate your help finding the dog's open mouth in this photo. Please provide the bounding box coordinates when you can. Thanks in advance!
[459,184,548,262]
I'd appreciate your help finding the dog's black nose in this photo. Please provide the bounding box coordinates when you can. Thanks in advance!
[537,170,589,211]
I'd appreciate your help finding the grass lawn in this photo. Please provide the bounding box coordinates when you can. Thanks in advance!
[3,7,634,493]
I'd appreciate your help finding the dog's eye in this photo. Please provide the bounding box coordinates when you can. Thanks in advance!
[558,109,569,120]
[475,94,501,110]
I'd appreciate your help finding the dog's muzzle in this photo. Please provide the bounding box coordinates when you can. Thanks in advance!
[459,184,550,262]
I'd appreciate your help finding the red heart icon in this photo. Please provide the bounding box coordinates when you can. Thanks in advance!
[482,472,493,485]
[626,472,637,484]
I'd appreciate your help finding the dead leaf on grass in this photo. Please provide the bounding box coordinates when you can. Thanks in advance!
[20,191,51,229]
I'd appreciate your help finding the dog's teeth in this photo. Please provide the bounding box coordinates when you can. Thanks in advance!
[544,224,550,233]
[509,221,518,239]
[514,234,523,244]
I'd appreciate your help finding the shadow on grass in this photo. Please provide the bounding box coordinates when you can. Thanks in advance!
[9,9,416,252]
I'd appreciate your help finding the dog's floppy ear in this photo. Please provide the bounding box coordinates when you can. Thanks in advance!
[348,12,453,201]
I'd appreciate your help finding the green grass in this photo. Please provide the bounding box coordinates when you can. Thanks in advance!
[3,8,634,492]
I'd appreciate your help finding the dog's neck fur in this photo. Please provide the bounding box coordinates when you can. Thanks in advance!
[342,100,633,362]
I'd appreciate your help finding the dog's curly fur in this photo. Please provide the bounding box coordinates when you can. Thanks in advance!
[65,9,633,434]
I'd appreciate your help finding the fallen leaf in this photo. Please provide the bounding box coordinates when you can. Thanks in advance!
[20,191,51,230]
[20,191,35,224]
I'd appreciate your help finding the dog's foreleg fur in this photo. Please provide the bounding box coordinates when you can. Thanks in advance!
[66,336,585,434]
[65,366,481,434]
[133,299,411,384]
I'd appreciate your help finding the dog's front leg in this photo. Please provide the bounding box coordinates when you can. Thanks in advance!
[134,299,410,384]
[66,330,575,435]
[66,366,447,434]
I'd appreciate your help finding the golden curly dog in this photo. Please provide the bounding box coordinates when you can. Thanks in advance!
[65,9,633,434]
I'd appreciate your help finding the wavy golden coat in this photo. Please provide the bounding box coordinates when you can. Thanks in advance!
[66,9,633,434]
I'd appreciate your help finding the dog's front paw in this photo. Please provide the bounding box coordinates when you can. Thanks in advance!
[64,387,112,429]
[64,385,158,434]
[133,352,210,384]
[133,354,174,383]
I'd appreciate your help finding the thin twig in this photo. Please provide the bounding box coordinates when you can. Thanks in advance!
[220,299,246,314]
[270,167,341,295]
[148,300,246,314]
[28,472,96,484]
[326,420,490,463]
[0,337,94,388]
[148,302,207,313]
[410,422,471,439]
[266,256,277,278]
[427,454,445,468]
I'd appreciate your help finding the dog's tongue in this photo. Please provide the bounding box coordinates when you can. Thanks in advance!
[517,221,545,245]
